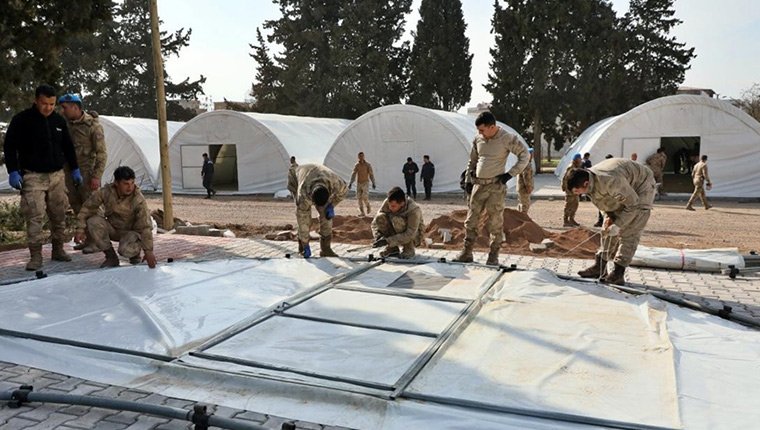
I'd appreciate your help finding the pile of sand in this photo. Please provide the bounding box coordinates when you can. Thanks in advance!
[256,209,599,258]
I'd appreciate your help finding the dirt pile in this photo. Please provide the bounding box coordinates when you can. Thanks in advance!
[425,208,600,258]
[315,215,374,242]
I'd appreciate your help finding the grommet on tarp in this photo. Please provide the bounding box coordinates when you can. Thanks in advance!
[718,305,733,319]
[285,253,291,259]
[9,385,33,408]
[167,258,174,263]
[728,264,739,279]
[281,422,296,430]
[190,404,210,430]
[439,257,447,263]
[35,270,46,279]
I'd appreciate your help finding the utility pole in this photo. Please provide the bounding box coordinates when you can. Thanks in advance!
[149,0,174,229]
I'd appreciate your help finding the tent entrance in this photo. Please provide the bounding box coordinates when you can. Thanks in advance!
[180,144,239,192]
[661,136,700,193]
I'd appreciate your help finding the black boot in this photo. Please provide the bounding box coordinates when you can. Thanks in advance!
[602,263,626,286]
[578,254,608,278]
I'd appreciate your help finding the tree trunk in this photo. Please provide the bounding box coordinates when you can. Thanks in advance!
[533,109,542,174]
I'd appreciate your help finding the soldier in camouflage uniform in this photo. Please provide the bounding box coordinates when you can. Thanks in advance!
[567,158,656,285]
[455,112,530,265]
[645,148,667,197]
[3,85,82,270]
[288,163,348,258]
[348,152,376,216]
[75,166,157,269]
[59,94,108,251]
[686,155,713,211]
[561,154,583,227]
[371,187,425,259]
[517,148,534,213]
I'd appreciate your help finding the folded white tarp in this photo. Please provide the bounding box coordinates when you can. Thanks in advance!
[1,261,759,429]
[632,245,745,272]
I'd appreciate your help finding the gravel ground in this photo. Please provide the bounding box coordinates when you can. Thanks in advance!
[2,191,759,252]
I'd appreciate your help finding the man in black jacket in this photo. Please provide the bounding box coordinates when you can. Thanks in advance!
[3,85,82,270]
[420,155,435,200]
[402,157,419,199]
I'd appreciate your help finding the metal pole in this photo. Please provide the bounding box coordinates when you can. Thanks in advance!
[149,0,174,229]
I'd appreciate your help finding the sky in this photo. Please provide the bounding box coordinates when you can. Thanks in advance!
[158,0,760,111]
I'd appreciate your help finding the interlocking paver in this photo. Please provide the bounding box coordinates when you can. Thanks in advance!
[120,414,170,429]
[3,417,41,429]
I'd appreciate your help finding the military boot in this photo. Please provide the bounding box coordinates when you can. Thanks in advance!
[569,218,581,227]
[486,244,500,266]
[320,236,338,257]
[563,217,574,227]
[51,240,71,262]
[26,245,43,271]
[100,248,120,268]
[452,243,474,263]
[400,245,415,259]
[602,263,626,286]
[577,254,608,278]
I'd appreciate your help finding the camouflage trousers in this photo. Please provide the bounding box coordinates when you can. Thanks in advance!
[564,194,579,219]
[20,170,68,246]
[356,182,371,214]
[296,205,331,244]
[372,212,422,248]
[464,182,505,249]
[687,181,709,208]
[599,209,651,267]
[86,215,143,258]
[65,169,96,214]
[517,189,531,213]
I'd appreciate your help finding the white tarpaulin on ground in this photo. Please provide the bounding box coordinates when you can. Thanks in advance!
[632,245,745,272]
[554,95,760,198]
[1,260,759,429]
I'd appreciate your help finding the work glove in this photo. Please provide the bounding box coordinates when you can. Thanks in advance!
[497,172,513,184]
[372,183,376,190]
[465,183,473,194]
[348,182,353,190]
[71,168,83,186]
[8,171,22,190]
[325,203,335,220]
[372,237,388,248]
[302,243,312,259]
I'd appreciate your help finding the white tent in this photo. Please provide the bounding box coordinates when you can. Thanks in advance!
[555,95,760,197]
[324,104,529,193]
[169,111,352,194]
[0,116,183,192]
[100,116,184,191]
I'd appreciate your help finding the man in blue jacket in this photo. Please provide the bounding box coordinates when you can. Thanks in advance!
[3,85,82,270]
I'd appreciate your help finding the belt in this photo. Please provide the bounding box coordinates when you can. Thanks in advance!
[473,176,499,185]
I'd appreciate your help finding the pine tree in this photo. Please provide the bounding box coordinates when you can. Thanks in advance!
[249,28,283,113]
[623,0,695,106]
[0,0,110,119]
[260,0,412,118]
[407,0,472,111]
[58,0,206,121]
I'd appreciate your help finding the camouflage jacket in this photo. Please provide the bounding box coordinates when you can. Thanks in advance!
[288,164,348,212]
[67,111,107,179]
[77,183,154,251]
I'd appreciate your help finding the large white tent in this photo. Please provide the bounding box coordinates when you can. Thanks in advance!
[324,104,529,193]
[169,111,352,194]
[100,116,184,191]
[0,116,183,192]
[555,95,760,198]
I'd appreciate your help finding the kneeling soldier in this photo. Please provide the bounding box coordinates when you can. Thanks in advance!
[371,186,425,259]
[75,166,157,269]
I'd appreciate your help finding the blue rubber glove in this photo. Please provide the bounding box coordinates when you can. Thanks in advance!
[302,244,312,259]
[71,168,83,186]
[8,171,23,190]
[325,203,335,220]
